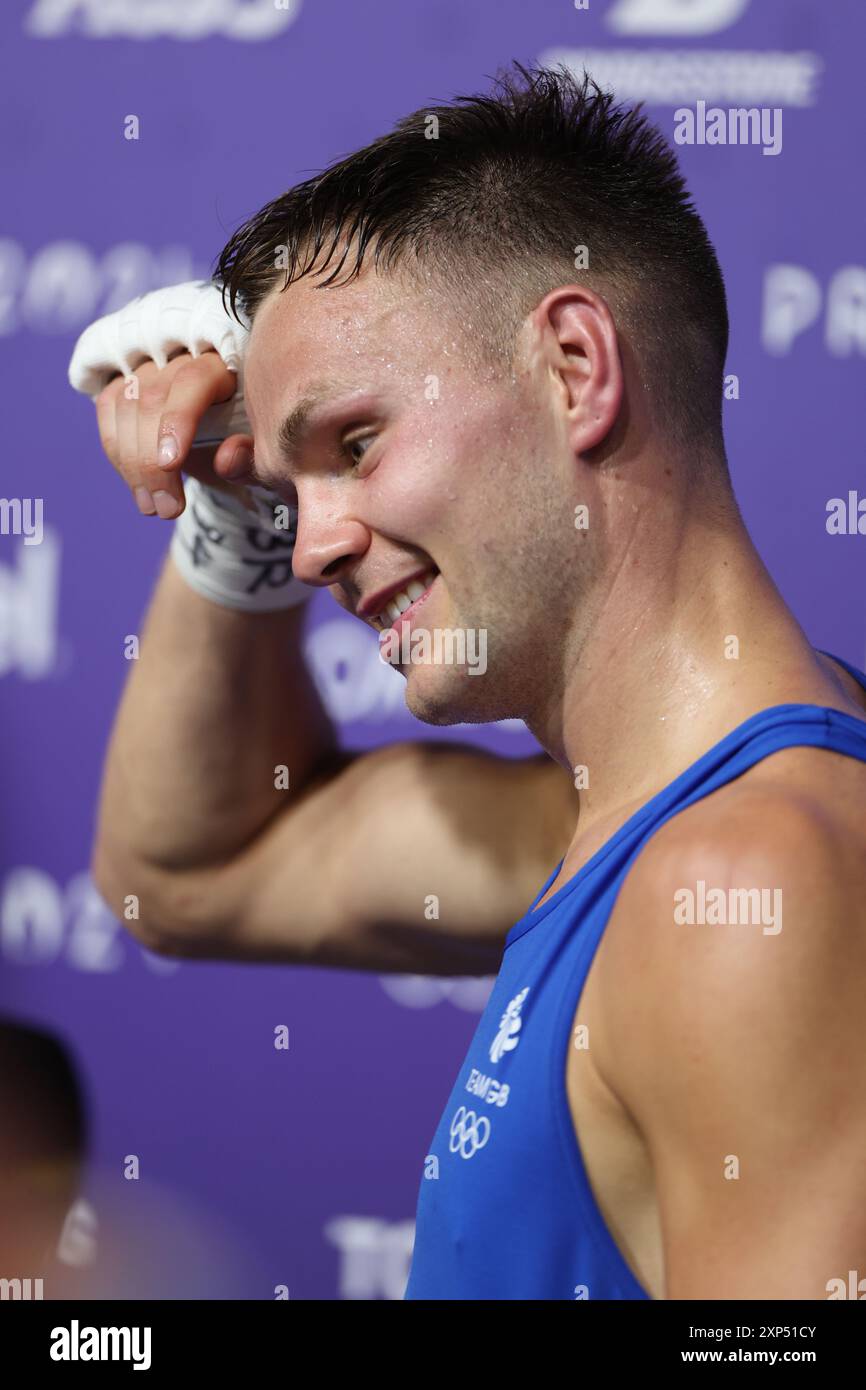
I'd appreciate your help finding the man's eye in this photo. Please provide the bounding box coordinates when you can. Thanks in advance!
[343,433,375,467]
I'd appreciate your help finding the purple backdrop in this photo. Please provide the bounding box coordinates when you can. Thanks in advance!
[1,0,864,1298]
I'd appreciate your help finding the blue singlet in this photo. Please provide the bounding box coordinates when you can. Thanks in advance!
[404,654,866,1299]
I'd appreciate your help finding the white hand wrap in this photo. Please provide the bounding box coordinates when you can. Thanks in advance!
[69,279,310,612]
[171,476,308,613]
[67,279,251,444]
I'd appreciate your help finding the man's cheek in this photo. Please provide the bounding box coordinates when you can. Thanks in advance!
[372,478,445,537]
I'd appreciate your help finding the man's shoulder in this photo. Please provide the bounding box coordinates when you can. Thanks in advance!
[595,750,866,1192]
[631,743,866,909]
[605,748,866,1025]
[602,740,866,1299]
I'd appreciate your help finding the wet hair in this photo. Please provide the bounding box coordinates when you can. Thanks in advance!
[215,61,730,451]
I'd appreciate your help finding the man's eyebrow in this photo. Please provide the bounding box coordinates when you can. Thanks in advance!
[275,379,357,466]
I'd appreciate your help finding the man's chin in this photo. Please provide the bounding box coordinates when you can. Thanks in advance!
[394,663,456,725]
[400,660,504,727]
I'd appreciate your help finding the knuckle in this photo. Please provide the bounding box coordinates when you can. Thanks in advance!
[138,383,168,411]
[172,354,215,383]
[95,377,122,409]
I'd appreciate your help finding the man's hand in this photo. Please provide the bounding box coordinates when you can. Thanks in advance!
[93,350,259,520]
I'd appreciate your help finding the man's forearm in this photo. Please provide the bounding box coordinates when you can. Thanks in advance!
[92,551,337,879]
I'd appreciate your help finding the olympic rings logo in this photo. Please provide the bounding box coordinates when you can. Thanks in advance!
[449,1106,491,1159]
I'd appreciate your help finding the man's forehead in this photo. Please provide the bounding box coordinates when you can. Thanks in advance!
[250,265,410,353]
[245,270,426,437]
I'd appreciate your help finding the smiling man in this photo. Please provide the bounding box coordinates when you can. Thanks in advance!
[76,64,866,1300]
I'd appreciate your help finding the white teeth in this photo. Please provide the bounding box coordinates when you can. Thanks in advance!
[391,592,414,620]
[377,570,437,626]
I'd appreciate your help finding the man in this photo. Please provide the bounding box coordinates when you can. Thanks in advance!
[73,65,866,1299]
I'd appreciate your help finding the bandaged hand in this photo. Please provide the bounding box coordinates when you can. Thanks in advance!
[68,281,309,612]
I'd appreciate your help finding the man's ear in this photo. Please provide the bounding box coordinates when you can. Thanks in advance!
[535,285,623,455]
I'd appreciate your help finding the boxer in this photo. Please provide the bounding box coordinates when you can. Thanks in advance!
[71,64,866,1300]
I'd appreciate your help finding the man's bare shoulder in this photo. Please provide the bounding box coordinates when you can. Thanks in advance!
[598,742,866,1107]
[590,740,866,1081]
[611,745,866,961]
[598,742,866,1298]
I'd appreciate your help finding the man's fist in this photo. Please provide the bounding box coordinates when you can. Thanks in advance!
[69,279,258,518]
[93,351,257,519]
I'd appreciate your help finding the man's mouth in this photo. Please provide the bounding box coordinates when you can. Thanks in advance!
[365,567,439,633]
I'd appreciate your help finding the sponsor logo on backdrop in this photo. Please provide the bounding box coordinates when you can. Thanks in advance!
[0,869,178,973]
[607,0,751,35]
[323,1217,415,1300]
[762,265,866,356]
[25,0,302,41]
[378,973,495,1011]
[0,530,60,678]
[0,240,202,336]
[542,0,821,107]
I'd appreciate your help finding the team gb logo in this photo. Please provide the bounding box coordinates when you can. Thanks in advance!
[489,987,530,1064]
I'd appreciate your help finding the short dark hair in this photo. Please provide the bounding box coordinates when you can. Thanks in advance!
[0,1020,87,1168]
[214,62,729,450]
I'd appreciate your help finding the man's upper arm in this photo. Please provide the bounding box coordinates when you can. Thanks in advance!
[607,794,866,1299]
[153,740,578,975]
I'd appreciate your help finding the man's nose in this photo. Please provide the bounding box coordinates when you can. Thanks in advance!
[290,494,370,587]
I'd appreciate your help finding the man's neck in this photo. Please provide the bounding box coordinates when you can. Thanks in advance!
[525,498,849,838]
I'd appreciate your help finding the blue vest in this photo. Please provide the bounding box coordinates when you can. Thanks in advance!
[404,655,866,1299]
